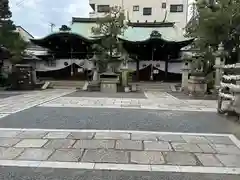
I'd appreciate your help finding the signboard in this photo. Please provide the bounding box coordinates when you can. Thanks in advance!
[153,70,159,74]
[78,68,83,73]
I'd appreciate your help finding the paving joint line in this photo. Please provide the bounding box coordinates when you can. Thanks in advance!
[0,160,240,174]
[0,128,233,137]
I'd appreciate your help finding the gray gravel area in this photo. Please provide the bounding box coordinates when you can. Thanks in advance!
[0,167,239,180]
[0,93,21,99]
[0,107,240,138]
[168,92,217,100]
[64,91,147,99]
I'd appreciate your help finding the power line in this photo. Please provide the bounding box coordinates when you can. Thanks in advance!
[16,0,28,7]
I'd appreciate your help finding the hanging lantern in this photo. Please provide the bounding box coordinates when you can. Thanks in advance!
[232,47,236,53]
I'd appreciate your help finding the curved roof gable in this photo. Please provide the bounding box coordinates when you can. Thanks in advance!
[32,18,192,44]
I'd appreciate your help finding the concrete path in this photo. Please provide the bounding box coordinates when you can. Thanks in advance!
[1,166,239,180]
[0,89,239,178]
[39,92,217,112]
[0,128,240,174]
[0,89,75,118]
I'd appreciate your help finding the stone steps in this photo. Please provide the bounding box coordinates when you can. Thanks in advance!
[50,81,85,89]
[87,82,100,92]
[136,83,173,91]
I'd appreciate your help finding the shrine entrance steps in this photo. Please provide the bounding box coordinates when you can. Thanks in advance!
[131,82,177,92]
[49,80,86,89]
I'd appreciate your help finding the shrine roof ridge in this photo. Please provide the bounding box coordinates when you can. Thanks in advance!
[72,17,175,27]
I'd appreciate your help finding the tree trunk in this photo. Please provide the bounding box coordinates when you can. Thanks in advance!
[165,58,169,81]
[136,60,140,81]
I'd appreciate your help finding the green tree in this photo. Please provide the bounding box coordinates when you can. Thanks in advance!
[186,0,240,63]
[91,6,127,72]
[0,0,27,64]
[59,25,71,32]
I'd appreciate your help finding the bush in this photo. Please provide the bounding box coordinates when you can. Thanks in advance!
[0,73,8,87]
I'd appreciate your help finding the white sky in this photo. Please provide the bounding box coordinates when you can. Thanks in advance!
[9,0,194,38]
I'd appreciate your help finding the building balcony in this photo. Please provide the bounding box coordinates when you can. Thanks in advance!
[89,11,106,18]
[89,0,96,4]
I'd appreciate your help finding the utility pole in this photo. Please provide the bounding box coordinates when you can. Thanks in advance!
[49,23,55,32]
[121,0,124,9]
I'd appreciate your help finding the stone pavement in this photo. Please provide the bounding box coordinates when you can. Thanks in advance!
[39,91,217,112]
[0,89,75,118]
[0,129,240,174]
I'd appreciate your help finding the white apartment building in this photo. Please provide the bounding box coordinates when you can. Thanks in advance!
[89,0,188,29]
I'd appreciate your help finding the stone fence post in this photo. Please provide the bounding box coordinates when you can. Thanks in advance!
[214,43,225,90]
[181,61,191,91]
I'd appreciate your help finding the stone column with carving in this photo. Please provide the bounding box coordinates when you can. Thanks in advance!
[214,43,225,90]
[181,62,191,91]
[91,54,99,82]
[181,54,191,92]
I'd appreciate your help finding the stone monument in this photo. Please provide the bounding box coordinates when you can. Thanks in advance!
[100,66,120,93]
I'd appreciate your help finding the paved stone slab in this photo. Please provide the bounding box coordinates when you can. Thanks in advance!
[0,89,74,114]
[158,135,186,143]
[81,149,128,163]
[0,114,9,119]
[94,132,130,140]
[197,143,216,153]
[73,140,114,149]
[15,139,48,148]
[48,149,84,162]
[17,148,54,161]
[131,133,158,141]
[144,141,172,151]
[18,131,47,139]
[164,152,197,165]
[216,154,240,167]
[44,132,70,139]
[0,147,24,160]
[116,140,142,150]
[181,135,209,144]
[0,130,21,138]
[195,153,223,167]
[205,136,234,145]
[0,138,21,147]
[44,139,76,149]
[171,143,202,153]
[211,144,240,155]
[131,151,164,164]
[67,132,95,139]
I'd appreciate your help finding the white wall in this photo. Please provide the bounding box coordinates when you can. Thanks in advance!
[35,59,90,72]
[89,0,188,29]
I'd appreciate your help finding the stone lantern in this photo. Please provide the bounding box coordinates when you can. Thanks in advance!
[181,53,192,91]
[214,42,226,90]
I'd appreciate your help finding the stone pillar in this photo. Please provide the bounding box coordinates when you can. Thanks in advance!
[121,66,128,87]
[214,43,225,90]
[92,68,98,81]
[92,62,99,82]
[181,61,191,91]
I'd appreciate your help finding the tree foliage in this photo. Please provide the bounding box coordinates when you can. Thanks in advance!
[91,6,127,71]
[0,0,27,64]
[59,25,71,32]
[186,0,240,63]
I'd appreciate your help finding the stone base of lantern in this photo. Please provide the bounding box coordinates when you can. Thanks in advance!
[188,76,207,96]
